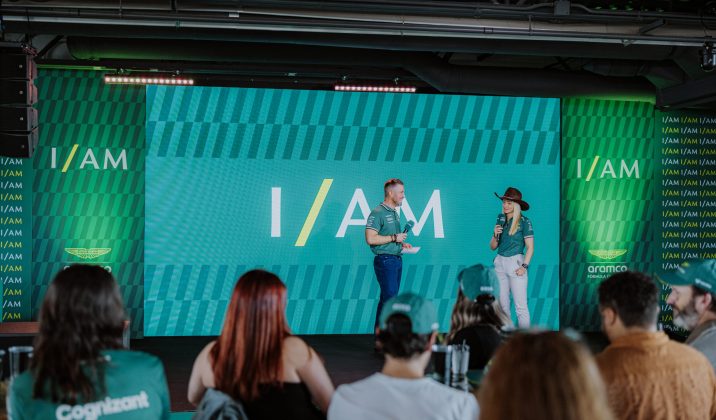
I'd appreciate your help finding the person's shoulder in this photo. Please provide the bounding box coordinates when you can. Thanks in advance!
[418,380,478,418]
[105,349,165,371]
[691,328,716,358]
[693,322,716,341]
[469,324,502,335]
[198,340,217,356]
[450,386,479,410]
[8,370,34,397]
[283,335,308,350]
[666,338,699,353]
[667,339,714,364]
[453,325,501,341]
[690,333,716,354]
[595,341,624,359]
[7,370,35,420]
[105,349,159,361]
[328,379,378,419]
[422,379,477,406]
[366,204,386,225]
[594,346,619,371]
[335,374,383,395]
[369,204,387,215]
[450,326,479,343]
[450,327,471,342]
[283,335,313,366]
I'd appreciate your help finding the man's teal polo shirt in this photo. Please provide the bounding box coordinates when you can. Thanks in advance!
[366,203,402,255]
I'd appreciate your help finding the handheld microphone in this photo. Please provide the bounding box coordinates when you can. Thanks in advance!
[403,220,415,234]
[496,214,506,241]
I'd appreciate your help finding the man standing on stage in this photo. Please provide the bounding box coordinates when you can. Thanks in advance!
[366,178,412,336]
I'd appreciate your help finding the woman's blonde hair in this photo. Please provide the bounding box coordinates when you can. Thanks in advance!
[508,201,521,236]
[446,290,510,342]
[478,331,614,420]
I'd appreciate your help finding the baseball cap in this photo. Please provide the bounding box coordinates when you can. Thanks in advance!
[379,293,439,334]
[658,259,716,293]
[459,264,499,301]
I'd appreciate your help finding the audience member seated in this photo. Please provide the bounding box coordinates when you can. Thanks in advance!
[8,264,171,419]
[596,271,716,420]
[328,293,479,420]
[188,269,334,420]
[446,264,510,369]
[478,331,614,420]
[662,259,716,371]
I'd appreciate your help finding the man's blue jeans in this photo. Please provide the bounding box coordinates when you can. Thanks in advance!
[373,254,403,329]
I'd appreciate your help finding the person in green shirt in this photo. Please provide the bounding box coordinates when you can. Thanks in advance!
[489,187,534,328]
[8,265,170,420]
[365,178,413,337]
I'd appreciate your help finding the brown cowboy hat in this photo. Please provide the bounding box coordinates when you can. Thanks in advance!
[494,187,530,210]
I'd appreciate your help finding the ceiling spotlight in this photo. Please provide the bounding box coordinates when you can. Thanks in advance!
[700,41,716,72]
[334,84,416,93]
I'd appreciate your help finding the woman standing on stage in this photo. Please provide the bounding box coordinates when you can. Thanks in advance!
[489,187,534,328]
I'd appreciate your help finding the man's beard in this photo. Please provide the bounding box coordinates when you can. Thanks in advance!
[673,300,700,330]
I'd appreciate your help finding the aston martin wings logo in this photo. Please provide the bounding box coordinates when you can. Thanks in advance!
[64,248,112,260]
[588,249,627,260]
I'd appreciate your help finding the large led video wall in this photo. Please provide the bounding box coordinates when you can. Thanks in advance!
[143,87,561,335]
[2,70,714,338]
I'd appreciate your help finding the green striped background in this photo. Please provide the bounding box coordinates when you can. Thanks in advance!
[561,99,655,329]
[31,70,146,337]
[146,87,560,163]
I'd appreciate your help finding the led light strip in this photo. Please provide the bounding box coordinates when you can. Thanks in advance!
[104,75,194,85]
[334,85,416,93]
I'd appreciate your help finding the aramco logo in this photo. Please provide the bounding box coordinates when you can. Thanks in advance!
[587,249,628,277]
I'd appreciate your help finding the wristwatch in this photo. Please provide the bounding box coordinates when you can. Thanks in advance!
[521,263,529,270]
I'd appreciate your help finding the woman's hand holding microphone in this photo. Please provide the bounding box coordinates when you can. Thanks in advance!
[493,225,503,239]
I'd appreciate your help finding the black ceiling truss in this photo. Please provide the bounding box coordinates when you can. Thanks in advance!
[2,1,716,106]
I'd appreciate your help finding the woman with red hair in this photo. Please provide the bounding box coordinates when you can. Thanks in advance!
[188,270,334,419]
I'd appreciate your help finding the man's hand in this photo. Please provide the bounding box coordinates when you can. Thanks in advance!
[395,233,407,243]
